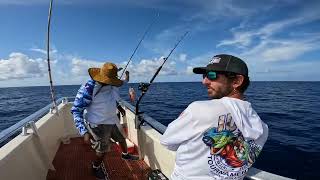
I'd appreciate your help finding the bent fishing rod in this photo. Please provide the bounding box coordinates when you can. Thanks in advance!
[94,15,159,97]
[119,14,159,79]
[134,31,189,130]
[46,0,58,113]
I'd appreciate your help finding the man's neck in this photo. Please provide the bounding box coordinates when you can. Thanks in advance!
[228,92,244,100]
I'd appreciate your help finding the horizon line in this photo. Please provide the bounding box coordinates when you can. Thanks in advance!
[1,80,320,89]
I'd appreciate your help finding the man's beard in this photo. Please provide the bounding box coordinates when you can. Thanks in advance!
[208,86,233,99]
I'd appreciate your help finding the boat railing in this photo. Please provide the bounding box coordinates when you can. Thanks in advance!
[120,100,167,134]
[0,97,73,146]
[119,100,295,180]
[0,97,294,180]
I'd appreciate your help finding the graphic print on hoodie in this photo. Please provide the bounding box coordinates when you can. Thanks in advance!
[202,112,262,178]
[160,97,268,180]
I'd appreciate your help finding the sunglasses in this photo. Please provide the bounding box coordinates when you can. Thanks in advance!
[202,71,218,80]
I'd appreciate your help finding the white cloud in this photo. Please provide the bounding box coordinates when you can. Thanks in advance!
[179,53,187,62]
[252,60,320,81]
[71,58,103,76]
[181,52,216,75]
[0,53,46,81]
[216,6,320,63]
[189,0,257,22]
[217,18,302,48]
[188,51,216,66]
[218,7,320,48]
[217,31,257,48]
[0,48,181,87]
[123,57,177,78]
[69,56,178,80]
[241,38,320,62]
[186,66,194,75]
[30,48,58,55]
[145,26,190,56]
[260,43,313,62]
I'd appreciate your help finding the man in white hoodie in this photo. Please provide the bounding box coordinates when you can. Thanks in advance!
[160,54,268,180]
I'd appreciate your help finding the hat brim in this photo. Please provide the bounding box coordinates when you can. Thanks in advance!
[88,68,123,87]
[193,67,207,74]
[193,65,230,74]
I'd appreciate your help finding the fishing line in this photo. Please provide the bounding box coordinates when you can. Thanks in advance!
[134,31,189,129]
[119,13,160,79]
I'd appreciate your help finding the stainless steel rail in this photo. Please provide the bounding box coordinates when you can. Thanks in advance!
[119,100,295,180]
[0,97,73,145]
[120,100,167,134]
[0,97,294,180]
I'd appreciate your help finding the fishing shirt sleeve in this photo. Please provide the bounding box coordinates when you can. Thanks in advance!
[70,79,95,136]
[160,104,198,151]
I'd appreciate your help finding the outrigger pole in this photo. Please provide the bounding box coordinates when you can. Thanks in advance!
[134,31,189,129]
[46,0,58,113]
[119,13,160,79]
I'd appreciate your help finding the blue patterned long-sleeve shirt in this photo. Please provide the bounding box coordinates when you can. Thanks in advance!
[70,79,96,136]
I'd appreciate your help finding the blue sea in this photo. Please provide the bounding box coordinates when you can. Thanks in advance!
[0,82,319,179]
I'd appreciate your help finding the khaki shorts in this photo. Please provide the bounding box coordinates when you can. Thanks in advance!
[90,124,125,153]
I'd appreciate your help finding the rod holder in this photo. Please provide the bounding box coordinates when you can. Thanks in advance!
[21,121,38,136]
[62,97,68,104]
[50,106,59,114]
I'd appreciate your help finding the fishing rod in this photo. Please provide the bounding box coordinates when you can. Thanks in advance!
[134,31,189,129]
[119,14,159,79]
[46,0,58,113]
[93,15,159,97]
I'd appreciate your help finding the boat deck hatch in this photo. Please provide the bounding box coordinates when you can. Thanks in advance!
[47,137,151,180]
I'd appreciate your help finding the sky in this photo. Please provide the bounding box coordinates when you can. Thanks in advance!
[0,0,320,87]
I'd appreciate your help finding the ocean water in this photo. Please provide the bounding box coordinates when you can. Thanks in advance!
[0,81,319,179]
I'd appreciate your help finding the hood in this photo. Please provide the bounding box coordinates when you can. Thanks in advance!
[221,97,267,140]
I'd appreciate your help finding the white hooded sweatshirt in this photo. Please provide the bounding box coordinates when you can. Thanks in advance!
[160,97,268,180]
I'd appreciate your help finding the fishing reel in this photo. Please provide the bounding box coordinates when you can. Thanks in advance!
[138,82,150,93]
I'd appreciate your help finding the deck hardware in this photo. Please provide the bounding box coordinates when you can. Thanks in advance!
[50,106,59,114]
[21,121,39,136]
[62,97,68,104]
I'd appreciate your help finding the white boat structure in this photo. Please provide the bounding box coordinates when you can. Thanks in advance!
[0,97,294,180]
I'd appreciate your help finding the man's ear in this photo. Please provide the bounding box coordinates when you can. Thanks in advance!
[233,75,244,90]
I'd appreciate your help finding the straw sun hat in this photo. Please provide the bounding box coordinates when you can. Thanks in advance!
[88,62,123,87]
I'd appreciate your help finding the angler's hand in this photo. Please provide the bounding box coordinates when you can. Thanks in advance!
[124,71,130,82]
[83,133,91,145]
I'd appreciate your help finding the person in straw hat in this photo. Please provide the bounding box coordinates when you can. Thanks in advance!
[71,62,138,179]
